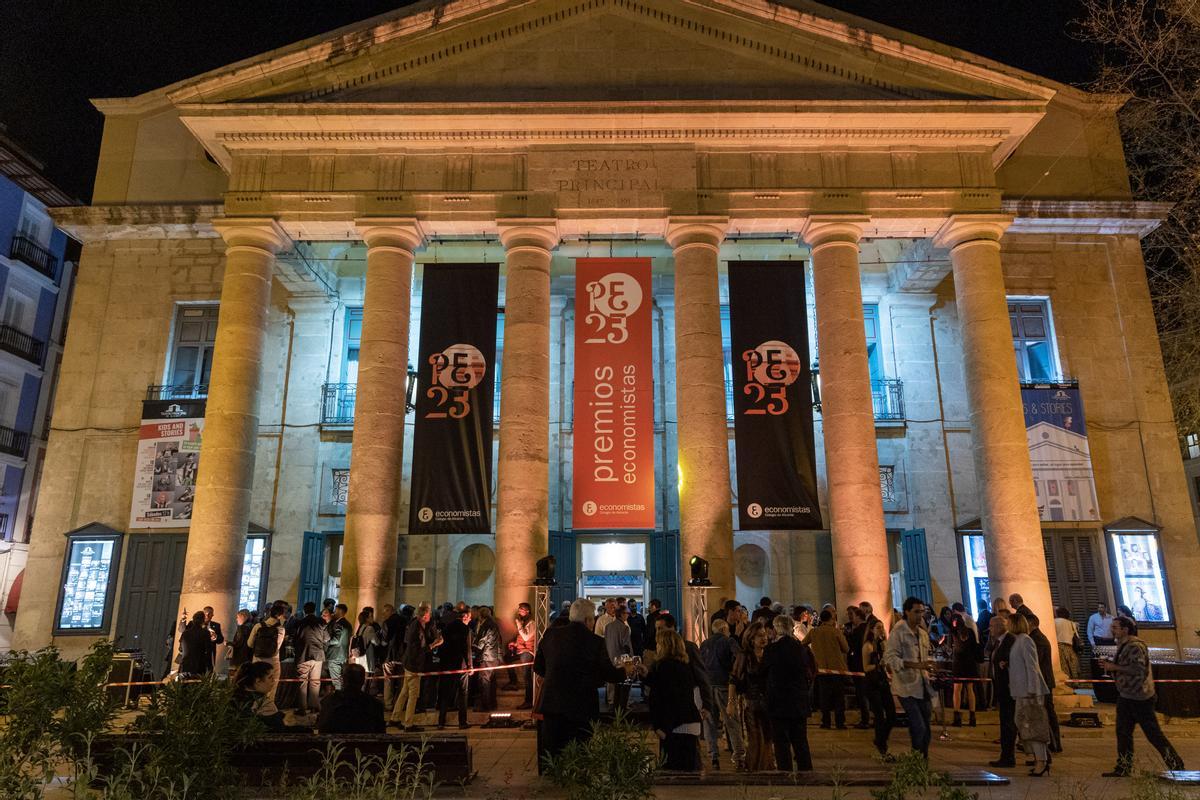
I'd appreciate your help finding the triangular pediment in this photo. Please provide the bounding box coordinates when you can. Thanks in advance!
[153,0,1055,109]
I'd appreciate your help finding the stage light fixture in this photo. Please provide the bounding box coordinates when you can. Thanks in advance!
[534,555,557,586]
[688,555,711,586]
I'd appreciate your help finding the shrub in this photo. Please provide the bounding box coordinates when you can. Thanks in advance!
[284,740,436,800]
[542,710,659,800]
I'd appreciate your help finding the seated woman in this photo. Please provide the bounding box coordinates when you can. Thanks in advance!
[231,660,289,732]
[640,629,702,771]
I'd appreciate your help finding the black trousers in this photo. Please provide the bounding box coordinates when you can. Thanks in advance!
[769,715,812,772]
[1116,696,1184,771]
[661,732,701,771]
[475,660,499,711]
[540,714,593,765]
[997,694,1017,762]
[817,676,845,727]
[852,676,871,724]
[866,682,896,754]
[437,672,468,726]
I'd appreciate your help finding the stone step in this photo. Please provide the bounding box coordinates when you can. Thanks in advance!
[653,768,1009,786]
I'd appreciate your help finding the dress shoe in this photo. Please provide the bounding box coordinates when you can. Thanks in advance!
[988,759,1015,769]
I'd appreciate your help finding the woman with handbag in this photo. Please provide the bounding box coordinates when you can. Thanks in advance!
[1007,613,1052,776]
[352,607,381,690]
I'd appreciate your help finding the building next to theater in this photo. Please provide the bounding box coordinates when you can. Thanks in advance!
[0,125,80,650]
[12,0,1200,673]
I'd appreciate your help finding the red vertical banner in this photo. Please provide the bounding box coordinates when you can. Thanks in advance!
[573,258,656,530]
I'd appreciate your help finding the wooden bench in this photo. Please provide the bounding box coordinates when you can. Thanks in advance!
[90,733,472,786]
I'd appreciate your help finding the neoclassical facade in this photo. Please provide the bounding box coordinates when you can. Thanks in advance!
[13,0,1199,669]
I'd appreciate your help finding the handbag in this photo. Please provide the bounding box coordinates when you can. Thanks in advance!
[1015,697,1051,743]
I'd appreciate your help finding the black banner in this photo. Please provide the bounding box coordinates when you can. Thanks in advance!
[728,261,822,530]
[408,263,499,534]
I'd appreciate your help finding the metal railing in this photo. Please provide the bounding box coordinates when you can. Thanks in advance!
[321,383,357,426]
[0,324,44,365]
[8,234,57,279]
[871,378,905,422]
[145,384,208,400]
[0,424,29,459]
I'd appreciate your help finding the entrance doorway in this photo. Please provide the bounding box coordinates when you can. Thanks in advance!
[299,531,342,610]
[579,538,648,605]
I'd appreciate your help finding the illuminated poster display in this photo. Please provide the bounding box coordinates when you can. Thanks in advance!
[1022,384,1100,522]
[130,399,205,528]
[55,532,122,634]
[959,533,991,619]
[1108,530,1172,625]
[238,537,268,612]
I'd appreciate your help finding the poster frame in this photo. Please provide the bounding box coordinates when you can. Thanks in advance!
[955,528,990,620]
[238,532,271,613]
[1105,525,1174,629]
[53,529,124,636]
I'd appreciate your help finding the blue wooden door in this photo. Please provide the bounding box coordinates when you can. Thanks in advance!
[547,530,576,610]
[901,527,931,605]
[299,531,326,610]
[650,529,681,618]
[114,533,189,678]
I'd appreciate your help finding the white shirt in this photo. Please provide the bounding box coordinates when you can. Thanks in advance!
[1087,612,1113,644]
[594,611,616,638]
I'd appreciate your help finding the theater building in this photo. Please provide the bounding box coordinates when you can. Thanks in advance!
[13,0,1200,672]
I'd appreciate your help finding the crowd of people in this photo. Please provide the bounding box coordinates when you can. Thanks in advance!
[175,591,1186,779]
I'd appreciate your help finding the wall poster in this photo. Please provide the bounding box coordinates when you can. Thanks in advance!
[1022,384,1100,522]
[572,258,655,530]
[958,532,991,619]
[408,263,500,534]
[129,399,205,528]
[1107,530,1172,625]
[728,261,822,530]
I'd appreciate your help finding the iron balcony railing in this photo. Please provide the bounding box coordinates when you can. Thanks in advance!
[871,378,905,422]
[0,324,44,365]
[8,234,57,280]
[322,383,357,426]
[146,384,208,400]
[0,424,30,459]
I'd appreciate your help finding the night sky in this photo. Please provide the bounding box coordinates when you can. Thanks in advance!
[0,1,1099,203]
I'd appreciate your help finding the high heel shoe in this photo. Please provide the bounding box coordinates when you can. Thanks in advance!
[1029,762,1051,777]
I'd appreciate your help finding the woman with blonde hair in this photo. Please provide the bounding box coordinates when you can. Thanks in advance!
[729,620,775,770]
[640,629,702,770]
[1007,612,1052,776]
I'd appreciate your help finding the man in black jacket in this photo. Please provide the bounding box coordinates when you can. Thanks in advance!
[763,616,817,772]
[379,603,408,711]
[988,613,1017,768]
[295,602,329,715]
[437,603,473,729]
[535,598,634,764]
[1029,614,1062,753]
[325,603,352,691]
[317,663,386,734]
[642,598,663,658]
[389,603,442,731]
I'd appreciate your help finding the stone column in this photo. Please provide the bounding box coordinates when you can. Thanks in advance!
[340,220,423,618]
[934,215,1056,634]
[666,218,734,595]
[494,221,557,634]
[176,219,286,633]
[801,216,891,617]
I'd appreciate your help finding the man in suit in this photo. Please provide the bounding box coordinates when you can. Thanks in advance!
[988,612,1017,768]
[534,598,635,764]
[202,606,224,668]
[762,615,817,772]
[437,603,473,729]
[1008,593,1034,621]
[318,663,386,734]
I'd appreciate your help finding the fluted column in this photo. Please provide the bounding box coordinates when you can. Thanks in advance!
[176,219,286,631]
[494,221,557,632]
[801,216,890,617]
[935,215,1056,638]
[666,218,734,595]
[341,220,423,617]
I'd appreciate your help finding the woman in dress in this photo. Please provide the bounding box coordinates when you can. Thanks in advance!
[641,629,702,771]
[728,621,774,771]
[860,617,896,758]
[1007,612,1052,776]
[950,615,979,727]
[1053,606,1081,679]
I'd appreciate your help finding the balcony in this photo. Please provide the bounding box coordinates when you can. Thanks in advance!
[8,234,57,280]
[0,424,30,459]
[0,324,44,365]
[871,378,905,422]
[146,384,208,400]
[322,383,357,426]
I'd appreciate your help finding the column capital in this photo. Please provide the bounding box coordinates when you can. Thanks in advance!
[497,219,559,252]
[799,215,869,250]
[212,218,289,253]
[933,214,1013,251]
[353,218,426,253]
[665,216,729,253]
